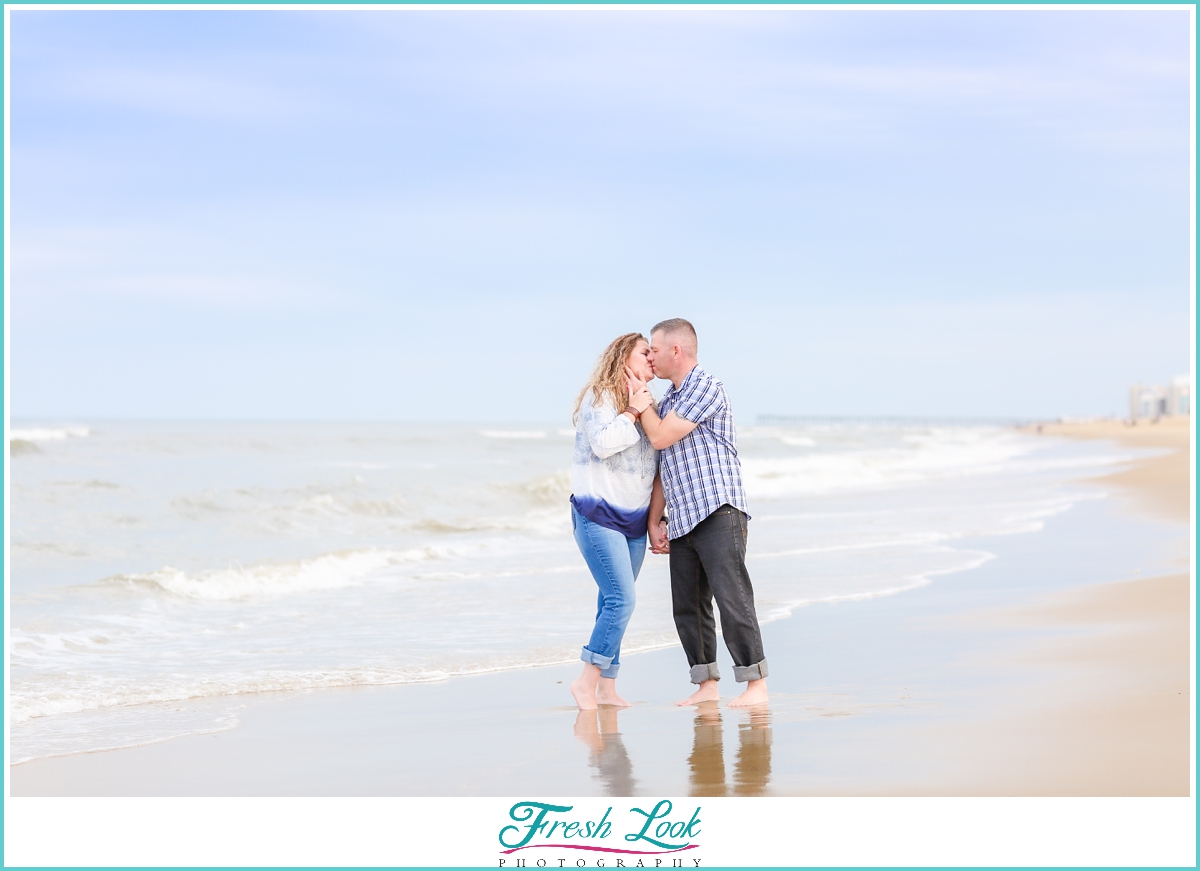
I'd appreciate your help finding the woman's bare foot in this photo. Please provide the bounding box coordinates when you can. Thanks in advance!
[573,709,604,751]
[571,664,602,710]
[727,678,768,707]
[676,679,721,706]
[595,677,632,707]
[597,707,622,735]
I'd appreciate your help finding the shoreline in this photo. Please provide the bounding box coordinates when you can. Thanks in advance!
[1030,416,1191,520]
[9,418,1192,795]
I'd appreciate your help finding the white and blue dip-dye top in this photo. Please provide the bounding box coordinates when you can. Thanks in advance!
[570,389,659,539]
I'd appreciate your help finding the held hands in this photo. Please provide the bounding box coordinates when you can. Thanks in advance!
[648,519,670,555]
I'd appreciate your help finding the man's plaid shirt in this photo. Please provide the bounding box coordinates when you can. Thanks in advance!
[657,365,750,538]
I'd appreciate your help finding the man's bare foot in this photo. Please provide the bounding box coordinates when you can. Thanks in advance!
[676,679,721,706]
[595,677,632,707]
[694,699,722,725]
[571,664,601,710]
[742,702,771,726]
[727,678,768,707]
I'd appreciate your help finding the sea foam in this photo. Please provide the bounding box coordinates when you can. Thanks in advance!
[106,547,447,601]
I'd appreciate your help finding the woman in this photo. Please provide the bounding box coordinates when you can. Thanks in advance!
[569,332,661,710]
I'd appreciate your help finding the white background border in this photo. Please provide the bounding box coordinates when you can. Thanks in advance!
[4,796,1198,866]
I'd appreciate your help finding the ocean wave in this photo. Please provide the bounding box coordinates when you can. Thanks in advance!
[780,435,816,447]
[9,699,245,764]
[9,419,1134,766]
[10,426,90,442]
[496,470,572,506]
[100,547,449,601]
[8,665,455,724]
[413,565,579,581]
[413,506,568,536]
[8,648,601,729]
[345,496,408,517]
[7,548,1000,730]
[54,479,121,489]
[283,492,410,520]
[989,492,1105,533]
[755,548,997,624]
[752,532,951,559]
[170,493,230,515]
[171,488,410,522]
[1003,453,1140,476]
[11,540,90,557]
[742,430,1039,497]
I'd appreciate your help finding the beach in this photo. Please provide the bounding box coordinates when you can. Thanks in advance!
[8,417,1191,797]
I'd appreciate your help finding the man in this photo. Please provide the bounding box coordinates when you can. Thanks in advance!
[635,318,769,707]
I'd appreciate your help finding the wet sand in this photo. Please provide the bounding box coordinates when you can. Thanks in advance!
[9,419,1192,797]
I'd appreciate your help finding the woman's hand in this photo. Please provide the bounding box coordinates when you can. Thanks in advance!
[625,365,648,398]
[649,519,670,554]
[629,387,653,414]
[625,366,653,413]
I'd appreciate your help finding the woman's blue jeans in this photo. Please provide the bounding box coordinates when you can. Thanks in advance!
[571,504,646,678]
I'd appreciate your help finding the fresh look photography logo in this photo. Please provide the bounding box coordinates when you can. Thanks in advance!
[498,800,703,867]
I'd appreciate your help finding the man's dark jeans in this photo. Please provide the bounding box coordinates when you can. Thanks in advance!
[669,504,768,684]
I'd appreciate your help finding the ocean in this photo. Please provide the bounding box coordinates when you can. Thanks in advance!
[7,418,1140,763]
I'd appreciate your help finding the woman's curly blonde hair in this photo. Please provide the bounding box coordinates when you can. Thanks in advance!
[573,332,648,424]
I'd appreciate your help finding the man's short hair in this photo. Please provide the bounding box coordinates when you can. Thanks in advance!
[651,318,698,357]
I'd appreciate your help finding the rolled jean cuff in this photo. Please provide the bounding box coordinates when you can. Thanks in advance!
[581,646,618,678]
[733,659,768,683]
[689,662,720,684]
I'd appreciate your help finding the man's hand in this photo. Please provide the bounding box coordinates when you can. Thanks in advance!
[647,473,668,554]
[648,519,670,554]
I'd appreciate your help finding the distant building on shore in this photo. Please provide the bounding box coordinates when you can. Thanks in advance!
[1129,376,1191,419]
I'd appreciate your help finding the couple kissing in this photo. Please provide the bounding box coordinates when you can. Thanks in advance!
[568,318,769,710]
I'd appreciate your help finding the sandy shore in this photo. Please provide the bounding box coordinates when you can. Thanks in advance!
[9,419,1192,796]
[926,415,1194,795]
[1033,416,1191,520]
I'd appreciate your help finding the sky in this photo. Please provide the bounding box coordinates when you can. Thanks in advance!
[8,8,1194,423]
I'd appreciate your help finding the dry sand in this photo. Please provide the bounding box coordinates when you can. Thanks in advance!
[9,418,1193,796]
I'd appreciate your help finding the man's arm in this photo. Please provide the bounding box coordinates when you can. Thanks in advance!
[580,391,652,460]
[639,403,697,451]
[647,473,669,554]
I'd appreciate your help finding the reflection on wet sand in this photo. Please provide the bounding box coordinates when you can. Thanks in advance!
[574,708,637,795]
[733,705,773,796]
[688,702,727,796]
[571,703,772,796]
[688,702,772,796]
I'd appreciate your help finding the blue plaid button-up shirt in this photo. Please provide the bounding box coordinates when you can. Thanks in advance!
[657,365,749,538]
